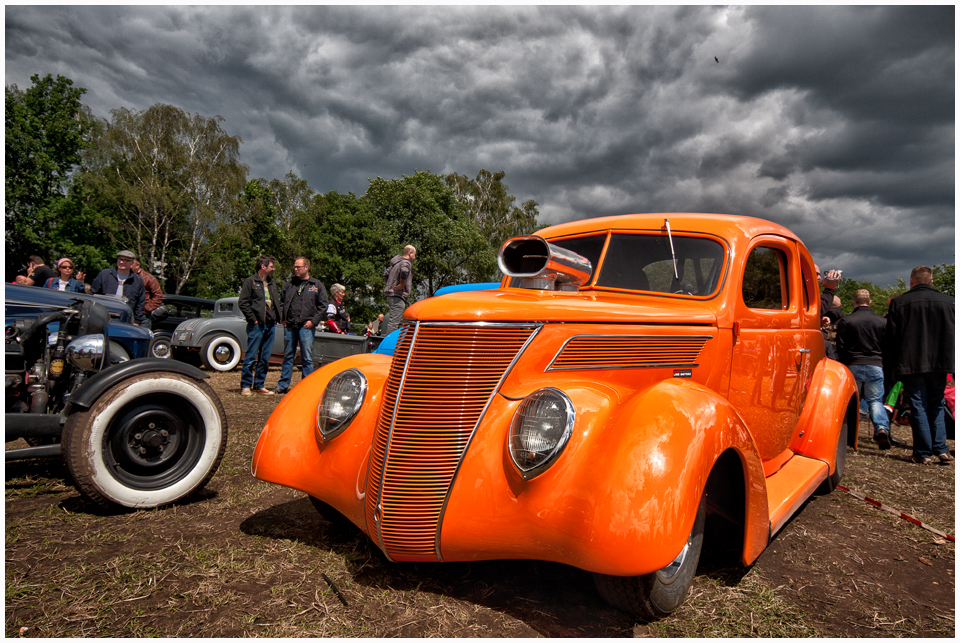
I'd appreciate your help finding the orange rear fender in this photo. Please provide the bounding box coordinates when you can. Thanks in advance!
[251,354,392,531]
[791,358,859,469]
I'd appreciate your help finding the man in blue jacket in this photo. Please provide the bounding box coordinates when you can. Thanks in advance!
[90,250,146,325]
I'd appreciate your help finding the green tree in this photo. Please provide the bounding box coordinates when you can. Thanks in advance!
[82,104,247,292]
[444,169,540,258]
[291,190,391,325]
[5,73,93,277]
[933,262,955,298]
[364,171,497,297]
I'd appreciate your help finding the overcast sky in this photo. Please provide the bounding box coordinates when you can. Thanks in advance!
[5,4,955,287]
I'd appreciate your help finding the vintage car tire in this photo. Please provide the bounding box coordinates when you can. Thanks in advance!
[817,410,849,494]
[149,335,172,359]
[200,335,241,372]
[593,493,706,620]
[61,371,227,511]
[308,495,357,534]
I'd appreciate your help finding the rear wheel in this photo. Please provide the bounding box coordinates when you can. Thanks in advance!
[200,335,241,371]
[818,404,850,493]
[61,372,227,510]
[594,493,706,620]
[149,334,172,359]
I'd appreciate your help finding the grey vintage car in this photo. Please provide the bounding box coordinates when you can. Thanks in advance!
[169,297,285,371]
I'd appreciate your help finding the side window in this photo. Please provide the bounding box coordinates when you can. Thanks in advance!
[218,302,234,313]
[800,257,816,312]
[742,247,788,310]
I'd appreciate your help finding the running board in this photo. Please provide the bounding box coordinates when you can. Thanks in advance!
[765,454,828,536]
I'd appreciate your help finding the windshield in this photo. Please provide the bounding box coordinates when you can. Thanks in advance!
[548,232,725,297]
[596,233,725,296]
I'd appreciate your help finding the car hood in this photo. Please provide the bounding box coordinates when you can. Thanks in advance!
[407,288,719,326]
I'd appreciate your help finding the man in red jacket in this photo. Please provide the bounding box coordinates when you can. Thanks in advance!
[132,259,164,330]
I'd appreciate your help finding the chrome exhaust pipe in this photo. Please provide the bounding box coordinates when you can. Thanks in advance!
[497,236,592,291]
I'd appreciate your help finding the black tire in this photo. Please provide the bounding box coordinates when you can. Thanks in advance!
[594,493,706,620]
[308,495,357,534]
[817,404,850,494]
[61,371,227,510]
[200,335,241,372]
[149,334,172,359]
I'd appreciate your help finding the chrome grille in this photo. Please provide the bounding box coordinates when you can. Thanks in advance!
[366,322,538,560]
[549,335,710,370]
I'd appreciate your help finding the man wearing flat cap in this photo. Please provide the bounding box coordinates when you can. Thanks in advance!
[91,250,146,325]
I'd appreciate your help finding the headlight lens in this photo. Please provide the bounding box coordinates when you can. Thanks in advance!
[508,388,574,479]
[66,334,106,372]
[316,369,367,440]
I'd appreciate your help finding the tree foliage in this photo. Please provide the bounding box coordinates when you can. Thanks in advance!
[5,73,93,277]
[364,171,497,297]
[444,169,540,258]
[81,104,247,292]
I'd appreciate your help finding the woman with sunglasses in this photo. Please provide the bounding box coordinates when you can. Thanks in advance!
[43,258,86,293]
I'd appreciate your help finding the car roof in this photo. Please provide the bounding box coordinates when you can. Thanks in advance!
[163,294,216,306]
[5,283,135,322]
[537,213,800,244]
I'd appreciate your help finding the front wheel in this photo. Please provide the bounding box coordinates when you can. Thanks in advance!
[200,335,241,371]
[593,494,706,620]
[61,372,227,510]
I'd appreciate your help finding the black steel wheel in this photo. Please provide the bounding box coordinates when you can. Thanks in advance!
[61,372,227,510]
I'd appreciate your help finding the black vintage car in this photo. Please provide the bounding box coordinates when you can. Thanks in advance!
[5,283,151,361]
[147,294,216,359]
[5,288,227,511]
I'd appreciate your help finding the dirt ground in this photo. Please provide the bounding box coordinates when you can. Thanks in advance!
[5,367,955,637]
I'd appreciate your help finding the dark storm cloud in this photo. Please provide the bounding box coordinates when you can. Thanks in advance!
[5,5,954,286]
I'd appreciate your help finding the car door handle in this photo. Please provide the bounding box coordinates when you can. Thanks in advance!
[797,348,811,354]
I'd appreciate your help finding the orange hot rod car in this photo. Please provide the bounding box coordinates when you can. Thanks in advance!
[252,213,858,619]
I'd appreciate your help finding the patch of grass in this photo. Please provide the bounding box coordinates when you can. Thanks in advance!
[647,574,819,637]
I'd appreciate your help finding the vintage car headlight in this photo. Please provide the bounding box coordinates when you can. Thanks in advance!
[316,369,367,440]
[66,334,106,372]
[508,388,574,479]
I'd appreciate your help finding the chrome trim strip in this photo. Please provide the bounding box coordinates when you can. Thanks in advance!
[434,322,544,560]
[546,334,713,371]
[370,321,420,562]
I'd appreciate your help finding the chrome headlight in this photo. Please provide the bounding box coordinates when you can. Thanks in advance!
[66,334,106,372]
[508,388,574,479]
[317,369,367,440]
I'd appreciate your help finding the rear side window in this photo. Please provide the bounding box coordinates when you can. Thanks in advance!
[596,234,725,296]
[742,247,788,310]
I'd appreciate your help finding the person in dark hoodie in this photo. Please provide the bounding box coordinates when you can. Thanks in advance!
[274,256,328,395]
[382,245,416,336]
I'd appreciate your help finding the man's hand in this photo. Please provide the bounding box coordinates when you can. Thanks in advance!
[304,320,314,329]
[822,269,841,289]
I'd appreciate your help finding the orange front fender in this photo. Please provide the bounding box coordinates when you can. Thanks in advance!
[439,379,768,576]
[251,353,392,533]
